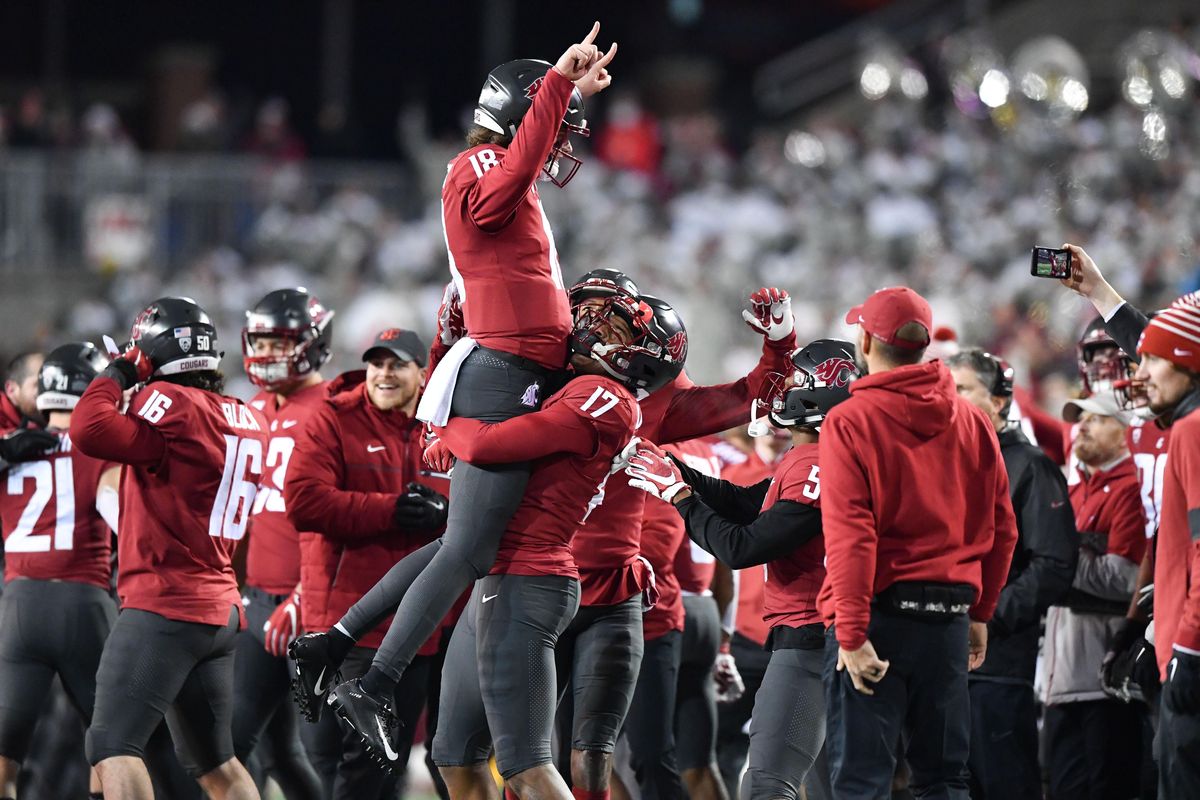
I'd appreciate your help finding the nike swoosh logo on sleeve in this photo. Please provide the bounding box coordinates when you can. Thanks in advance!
[367,444,386,453]
[282,419,299,429]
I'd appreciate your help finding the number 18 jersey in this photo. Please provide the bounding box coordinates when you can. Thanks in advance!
[81,379,268,626]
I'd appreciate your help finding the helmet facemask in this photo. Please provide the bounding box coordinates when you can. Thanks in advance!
[570,296,674,392]
[542,121,588,188]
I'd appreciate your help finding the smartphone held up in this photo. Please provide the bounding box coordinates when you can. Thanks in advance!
[1030,247,1072,279]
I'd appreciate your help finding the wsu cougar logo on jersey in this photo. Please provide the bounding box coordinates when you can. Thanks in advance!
[812,357,855,389]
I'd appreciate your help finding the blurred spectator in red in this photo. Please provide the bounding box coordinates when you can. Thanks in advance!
[595,93,662,176]
[243,97,306,162]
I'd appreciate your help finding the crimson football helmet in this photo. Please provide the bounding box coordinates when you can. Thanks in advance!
[754,339,860,433]
[242,288,335,392]
[473,58,589,187]
[570,293,686,394]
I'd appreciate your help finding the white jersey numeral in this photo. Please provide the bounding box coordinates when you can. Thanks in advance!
[136,389,173,424]
[1132,452,1167,538]
[467,149,499,178]
[580,387,621,418]
[251,436,295,515]
[801,464,821,501]
[209,435,264,541]
[5,458,75,552]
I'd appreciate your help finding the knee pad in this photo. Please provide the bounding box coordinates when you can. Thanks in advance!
[742,768,800,800]
[86,724,146,767]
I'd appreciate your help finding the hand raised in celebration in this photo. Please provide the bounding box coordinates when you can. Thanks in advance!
[574,39,618,98]
[741,287,795,342]
[555,21,609,82]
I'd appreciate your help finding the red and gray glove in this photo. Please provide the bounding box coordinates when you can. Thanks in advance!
[741,287,794,342]
[435,281,466,347]
[102,343,155,390]
[263,587,302,658]
[625,442,689,504]
[423,436,456,474]
[713,642,746,704]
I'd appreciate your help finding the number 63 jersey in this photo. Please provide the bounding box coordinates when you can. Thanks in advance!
[71,377,269,627]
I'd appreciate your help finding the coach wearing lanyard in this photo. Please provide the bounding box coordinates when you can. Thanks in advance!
[816,287,1018,799]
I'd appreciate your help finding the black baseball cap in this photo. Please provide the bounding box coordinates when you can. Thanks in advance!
[362,328,427,368]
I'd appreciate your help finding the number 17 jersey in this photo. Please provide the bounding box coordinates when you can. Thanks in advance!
[117,381,268,626]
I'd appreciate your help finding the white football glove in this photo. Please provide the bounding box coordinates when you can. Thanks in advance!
[435,281,466,347]
[713,644,746,704]
[741,287,794,342]
[624,443,689,503]
[610,436,643,474]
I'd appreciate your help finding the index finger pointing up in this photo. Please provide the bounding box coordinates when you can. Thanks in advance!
[581,21,600,47]
[594,41,618,70]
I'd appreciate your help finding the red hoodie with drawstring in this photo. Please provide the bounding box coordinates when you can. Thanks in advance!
[817,361,1018,650]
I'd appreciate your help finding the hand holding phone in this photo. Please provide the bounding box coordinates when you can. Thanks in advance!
[1031,247,1072,279]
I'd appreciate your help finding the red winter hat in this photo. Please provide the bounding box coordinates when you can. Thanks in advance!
[1137,297,1200,373]
[845,287,932,350]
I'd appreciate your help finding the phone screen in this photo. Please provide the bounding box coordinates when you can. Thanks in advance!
[1030,247,1072,279]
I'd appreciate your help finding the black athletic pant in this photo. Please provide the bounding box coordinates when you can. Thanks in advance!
[302,645,432,800]
[966,679,1040,800]
[1044,699,1142,800]
[625,629,685,800]
[232,585,322,800]
[824,613,971,800]
[676,595,721,773]
[1158,690,1200,799]
[716,632,770,799]
[336,347,561,681]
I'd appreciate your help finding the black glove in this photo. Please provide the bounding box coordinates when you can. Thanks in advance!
[0,428,59,464]
[1101,618,1147,701]
[393,482,448,531]
[1164,648,1200,715]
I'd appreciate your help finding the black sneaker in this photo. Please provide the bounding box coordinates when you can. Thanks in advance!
[289,632,341,723]
[327,679,402,771]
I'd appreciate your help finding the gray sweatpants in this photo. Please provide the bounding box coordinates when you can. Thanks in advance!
[742,647,831,800]
[337,347,561,680]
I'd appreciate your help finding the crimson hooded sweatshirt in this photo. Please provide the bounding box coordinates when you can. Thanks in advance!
[817,360,1018,650]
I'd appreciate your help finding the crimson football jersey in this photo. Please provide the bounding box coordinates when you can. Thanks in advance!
[485,375,639,577]
[72,378,268,626]
[667,440,721,595]
[442,66,576,370]
[1126,417,1171,540]
[245,381,327,594]
[760,443,825,629]
[0,431,114,589]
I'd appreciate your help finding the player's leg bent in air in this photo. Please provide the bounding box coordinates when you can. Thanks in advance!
[289,22,619,750]
[429,293,668,800]
[71,298,267,800]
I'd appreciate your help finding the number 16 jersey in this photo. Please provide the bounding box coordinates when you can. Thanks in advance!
[72,377,268,626]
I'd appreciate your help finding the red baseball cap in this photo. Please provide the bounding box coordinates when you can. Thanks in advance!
[844,287,932,350]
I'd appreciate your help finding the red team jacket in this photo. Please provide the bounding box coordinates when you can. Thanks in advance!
[1068,456,1147,565]
[761,443,826,630]
[71,378,268,627]
[578,335,796,609]
[285,372,446,651]
[442,66,576,371]
[817,361,1019,650]
[437,374,639,579]
[1154,406,1200,675]
[0,393,23,432]
[245,381,328,595]
[0,430,115,589]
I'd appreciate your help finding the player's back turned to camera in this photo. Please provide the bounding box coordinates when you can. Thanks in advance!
[70,296,267,800]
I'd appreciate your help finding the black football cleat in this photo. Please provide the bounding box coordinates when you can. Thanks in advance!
[289,632,341,723]
[327,679,403,772]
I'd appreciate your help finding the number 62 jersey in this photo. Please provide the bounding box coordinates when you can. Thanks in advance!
[71,377,269,627]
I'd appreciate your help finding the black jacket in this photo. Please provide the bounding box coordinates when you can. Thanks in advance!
[973,427,1079,683]
[1104,302,1149,365]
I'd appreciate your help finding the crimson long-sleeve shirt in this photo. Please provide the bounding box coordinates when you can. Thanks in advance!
[442,67,576,370]
[1154,398,1200,676]
[817,361,1018,650]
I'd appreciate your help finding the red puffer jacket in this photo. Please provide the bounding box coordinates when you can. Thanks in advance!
[286,371,448,652]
